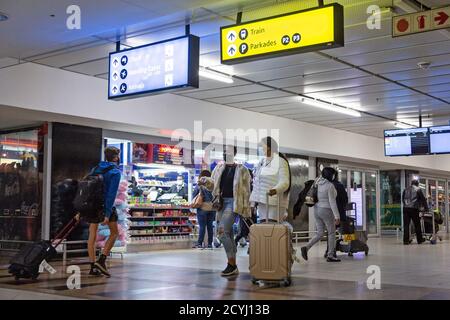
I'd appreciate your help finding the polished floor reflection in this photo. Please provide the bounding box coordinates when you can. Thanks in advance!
[1,237,450,300]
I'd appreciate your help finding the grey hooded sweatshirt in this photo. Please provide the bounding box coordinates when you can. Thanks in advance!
[316,177,340,220]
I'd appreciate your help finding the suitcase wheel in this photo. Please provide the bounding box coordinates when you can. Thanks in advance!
[430,240,436,245]
[251,277,258,285]
[348,252,353,257]
[365,249,369,256]
[283,278,292,287]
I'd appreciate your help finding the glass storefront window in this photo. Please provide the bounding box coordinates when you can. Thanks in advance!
[380,170,402,234]
[365,172,378,235]
[438,181,445,217]
[0,129,42,245]
[428,180,437,211]
[350,171,363,228]
[286,156,309,232]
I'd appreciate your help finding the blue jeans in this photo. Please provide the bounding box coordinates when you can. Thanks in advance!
[197,209,216,247]
[216,198,237,260]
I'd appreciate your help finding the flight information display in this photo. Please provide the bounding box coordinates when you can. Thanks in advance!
[108,35,199,100]
[384,128,429,156]
[429,126,450,154]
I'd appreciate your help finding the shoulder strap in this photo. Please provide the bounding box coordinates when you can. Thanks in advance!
[100,165,116,175]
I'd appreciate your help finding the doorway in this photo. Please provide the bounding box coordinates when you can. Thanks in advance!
[338,168,380,237]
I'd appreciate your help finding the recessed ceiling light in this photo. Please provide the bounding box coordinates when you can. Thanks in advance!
[50,14,55,18]
[0,12,9,22]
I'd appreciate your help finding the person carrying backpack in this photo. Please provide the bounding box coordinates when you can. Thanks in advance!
[402,180,427,245]
[301,167,341,262]
[80,147,121,277]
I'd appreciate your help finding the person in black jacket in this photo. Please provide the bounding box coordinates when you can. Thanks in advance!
[324,168,348,258]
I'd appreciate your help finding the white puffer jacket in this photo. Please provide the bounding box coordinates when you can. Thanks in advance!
[250,154,290,209]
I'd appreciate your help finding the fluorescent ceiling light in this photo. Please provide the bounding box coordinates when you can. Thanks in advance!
[199,68,234,84]
[301,97,361,117]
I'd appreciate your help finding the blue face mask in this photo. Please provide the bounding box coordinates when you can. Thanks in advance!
[257,146,264,157]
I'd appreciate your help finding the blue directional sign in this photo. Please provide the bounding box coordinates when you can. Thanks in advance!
[108,35,200,100]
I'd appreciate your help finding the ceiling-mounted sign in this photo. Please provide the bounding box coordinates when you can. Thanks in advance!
[393,5,450,37]
[220,3,344,65]
[108,35,199,100]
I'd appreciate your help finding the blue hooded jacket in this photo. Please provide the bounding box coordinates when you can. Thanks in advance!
[91,161,121,218]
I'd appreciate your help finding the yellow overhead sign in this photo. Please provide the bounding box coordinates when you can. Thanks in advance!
[220,4,344,64]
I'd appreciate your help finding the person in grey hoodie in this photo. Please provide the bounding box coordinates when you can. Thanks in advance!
[301,167,341,262]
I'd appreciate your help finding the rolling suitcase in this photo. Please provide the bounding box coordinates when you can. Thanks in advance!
[249,193,292,287]
[8,215,80,280]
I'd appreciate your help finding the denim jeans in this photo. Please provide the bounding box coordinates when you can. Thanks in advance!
[216,198,237,260]
[197,209,216,247]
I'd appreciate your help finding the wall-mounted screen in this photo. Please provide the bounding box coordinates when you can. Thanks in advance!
[429,126,450,154]
[384,128,429,156]
[108,35,199,100]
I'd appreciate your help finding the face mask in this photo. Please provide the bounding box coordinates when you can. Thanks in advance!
[223,153,234,162]
[176,180,183,186]
[257,147,264,157]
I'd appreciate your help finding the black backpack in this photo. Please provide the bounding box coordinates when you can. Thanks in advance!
[73,166,114,217]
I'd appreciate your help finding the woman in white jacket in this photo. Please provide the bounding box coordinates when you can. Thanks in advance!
[250,137,291,222]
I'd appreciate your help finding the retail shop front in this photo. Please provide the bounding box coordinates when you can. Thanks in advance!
[103,130,312,252]
[0,125,46,251]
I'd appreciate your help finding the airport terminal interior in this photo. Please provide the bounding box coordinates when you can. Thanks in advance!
[1,0,450,301]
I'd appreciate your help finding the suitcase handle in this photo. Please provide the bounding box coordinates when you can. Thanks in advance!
[265,192,282,224]
[51,213,80,248]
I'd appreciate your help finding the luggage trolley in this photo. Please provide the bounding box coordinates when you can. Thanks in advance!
[335,203,369,257]
[419,211,442,244]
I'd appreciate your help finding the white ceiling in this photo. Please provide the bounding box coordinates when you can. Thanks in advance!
[0,0,450,138]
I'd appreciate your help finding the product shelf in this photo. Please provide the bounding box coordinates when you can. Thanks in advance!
[129,232,191,237]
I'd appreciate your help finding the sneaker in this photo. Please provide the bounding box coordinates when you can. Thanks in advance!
[417,239,426,244]
[221,264,239,276]
[89,266,101,276]
[326,257,341,262]
[206,245,213,250]
[94,255,111,278]
[194,244,203,249]
[301,247,308,261]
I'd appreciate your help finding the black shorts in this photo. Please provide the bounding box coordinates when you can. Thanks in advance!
[86,207,118,224]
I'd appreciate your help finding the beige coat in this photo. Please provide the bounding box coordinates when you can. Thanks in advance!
[211,163,251,218]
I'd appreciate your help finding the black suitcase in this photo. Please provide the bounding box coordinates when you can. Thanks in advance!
[8,216,79,280]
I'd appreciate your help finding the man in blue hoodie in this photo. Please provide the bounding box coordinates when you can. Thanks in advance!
[87,147,121,277]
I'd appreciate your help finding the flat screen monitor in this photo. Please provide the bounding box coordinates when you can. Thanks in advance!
[429,125,450,154]
[384,128,429,156]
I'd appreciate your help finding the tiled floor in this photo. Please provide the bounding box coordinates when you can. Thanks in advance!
[2,237,450,300]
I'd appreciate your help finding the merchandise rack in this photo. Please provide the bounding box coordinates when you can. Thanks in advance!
[127,204,194,251]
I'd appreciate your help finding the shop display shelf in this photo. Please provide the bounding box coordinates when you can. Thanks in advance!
[130,224,190,228]
[128,206,191,210]
[129,216,190,219]
[130,232,191,237]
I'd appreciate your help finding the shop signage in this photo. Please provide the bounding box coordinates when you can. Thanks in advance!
[108,35,199,100]
[153,144,183,165]
[220,3,344,64]
[393,5,450,37]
